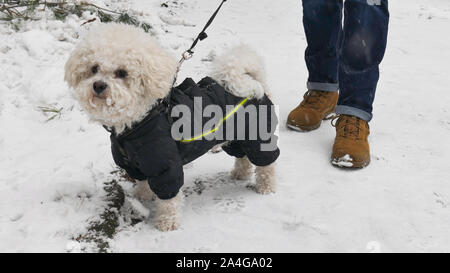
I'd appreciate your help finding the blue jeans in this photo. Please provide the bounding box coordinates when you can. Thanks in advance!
[302,0,389,121]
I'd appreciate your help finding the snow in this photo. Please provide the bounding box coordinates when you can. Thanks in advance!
[1,0,450,252]
[332,154,354,168]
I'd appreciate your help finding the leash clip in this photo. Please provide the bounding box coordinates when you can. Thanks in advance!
[182,50,194,61]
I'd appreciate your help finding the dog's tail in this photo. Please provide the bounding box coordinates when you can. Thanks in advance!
[210,45,268,99]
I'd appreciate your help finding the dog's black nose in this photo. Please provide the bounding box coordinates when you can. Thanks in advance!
[93,81,107,94]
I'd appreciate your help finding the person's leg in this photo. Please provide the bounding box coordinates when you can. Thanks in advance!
[287,0,343,131]
[332,0,389,168]
[336,0,389,121]
[303,0,343,92]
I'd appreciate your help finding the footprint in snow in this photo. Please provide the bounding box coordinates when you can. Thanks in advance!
[183,172,238,197]
[213,196,245,213]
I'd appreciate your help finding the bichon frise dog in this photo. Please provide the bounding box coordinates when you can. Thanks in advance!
[65,23,280,231]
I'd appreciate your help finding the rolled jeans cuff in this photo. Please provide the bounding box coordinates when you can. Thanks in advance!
[307,81,339,92]
[335,105,372,122]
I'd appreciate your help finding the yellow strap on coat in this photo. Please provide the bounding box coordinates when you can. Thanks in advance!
[179,96,251,143]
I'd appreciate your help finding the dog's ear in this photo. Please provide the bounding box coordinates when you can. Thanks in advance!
[64,45,91,88]
[138,42,177,99]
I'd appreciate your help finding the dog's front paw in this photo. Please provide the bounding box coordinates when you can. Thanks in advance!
[254,183,276,195]
[155,218,180,232]
[154,193,183,232]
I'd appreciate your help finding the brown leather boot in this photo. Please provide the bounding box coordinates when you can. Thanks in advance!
[287,90,338,131]
[331,115,370,168]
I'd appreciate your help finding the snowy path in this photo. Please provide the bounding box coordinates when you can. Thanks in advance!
[0,0,449,252]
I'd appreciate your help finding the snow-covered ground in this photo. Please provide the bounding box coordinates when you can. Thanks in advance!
[1,0,449,252]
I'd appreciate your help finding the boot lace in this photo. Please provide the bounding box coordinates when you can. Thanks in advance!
[331,114,365,139]
[301,90,326,110]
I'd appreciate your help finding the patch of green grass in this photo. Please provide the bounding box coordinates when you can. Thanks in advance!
[38,106,63,122]
[74,178,125,253]
[1,1,153,32]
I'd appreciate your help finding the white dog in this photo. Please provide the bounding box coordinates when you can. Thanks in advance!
[65,23,279,231]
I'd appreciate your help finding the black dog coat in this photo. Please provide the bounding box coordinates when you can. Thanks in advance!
[109,77,280,199]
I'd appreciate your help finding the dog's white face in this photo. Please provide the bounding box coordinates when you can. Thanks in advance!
[65,23,177,133]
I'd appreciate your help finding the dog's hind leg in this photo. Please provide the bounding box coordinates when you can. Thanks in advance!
[254,163,276,195]
[154,192,183,232]
[231,156,253,180]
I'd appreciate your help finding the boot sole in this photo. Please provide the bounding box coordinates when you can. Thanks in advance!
[331,157,370,169]
[286,111,334,132]
[286,122,321,132]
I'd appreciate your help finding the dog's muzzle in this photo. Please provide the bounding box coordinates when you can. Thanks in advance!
[93,81,108,95]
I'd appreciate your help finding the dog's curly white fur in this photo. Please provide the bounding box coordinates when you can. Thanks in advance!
[210,45,268,100]
[65,23,177,134]
[65,23,276,232]
[230,156,253,180]
[134,180,155,201]
[255,163,276,194]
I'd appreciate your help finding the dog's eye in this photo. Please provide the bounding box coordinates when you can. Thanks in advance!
[114,69,128,79]
[91,65,99,74]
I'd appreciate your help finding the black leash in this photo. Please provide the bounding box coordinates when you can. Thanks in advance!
[186,0,227,56]
[166,0,228,103]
